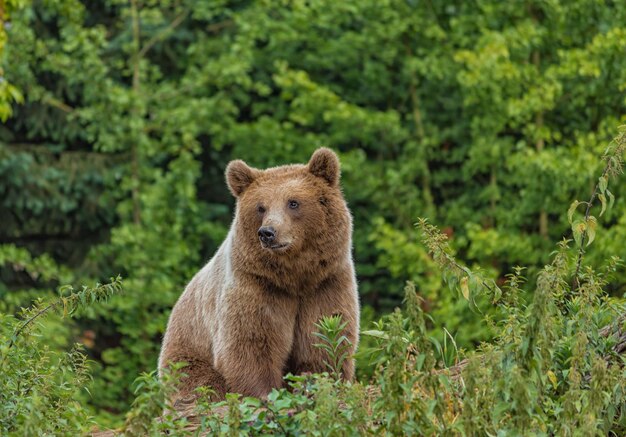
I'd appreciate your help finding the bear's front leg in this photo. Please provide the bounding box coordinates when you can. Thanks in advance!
[289,271,359,381]
[214,286,298,398]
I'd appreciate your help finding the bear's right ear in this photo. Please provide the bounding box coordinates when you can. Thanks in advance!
[225,160,259,197]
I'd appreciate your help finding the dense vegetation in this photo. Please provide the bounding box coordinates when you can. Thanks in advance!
[1,0,626,434]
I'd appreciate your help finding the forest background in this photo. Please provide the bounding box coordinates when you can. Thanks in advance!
[1,0,626,426]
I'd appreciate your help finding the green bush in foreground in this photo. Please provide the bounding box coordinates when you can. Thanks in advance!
[1,131,626,435]
[0,277,123,435]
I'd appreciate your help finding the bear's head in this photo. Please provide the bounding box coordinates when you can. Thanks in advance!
[225,148,352,287]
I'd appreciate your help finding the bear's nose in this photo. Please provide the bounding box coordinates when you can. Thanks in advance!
[258,226,276,244]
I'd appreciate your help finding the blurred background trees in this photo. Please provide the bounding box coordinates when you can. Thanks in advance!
[1,0,625,422]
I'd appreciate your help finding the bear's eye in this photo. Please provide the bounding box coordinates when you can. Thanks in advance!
[288,200,299,210]
[257,205,266,214]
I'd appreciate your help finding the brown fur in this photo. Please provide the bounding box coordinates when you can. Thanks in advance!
[158,148,360,401]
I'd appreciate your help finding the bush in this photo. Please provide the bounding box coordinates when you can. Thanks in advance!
[0,277,122,435]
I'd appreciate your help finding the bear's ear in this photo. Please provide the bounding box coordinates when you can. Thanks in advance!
[225,160,259,197]
[308,147,340,186]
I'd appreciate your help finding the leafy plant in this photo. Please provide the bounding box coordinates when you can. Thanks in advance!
[313,314,353,380]
[122,363,189,437]
[0,277,123,435]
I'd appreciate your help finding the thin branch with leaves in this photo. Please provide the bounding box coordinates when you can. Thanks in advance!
[2,276,123,359]
[415,218,502,304]
[570,127,626,290]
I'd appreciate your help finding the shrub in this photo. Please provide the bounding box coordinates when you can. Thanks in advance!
[0,277,123,435]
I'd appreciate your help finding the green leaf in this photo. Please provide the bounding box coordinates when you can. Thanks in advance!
[598,193,607,216]
[567,200,579,224]
[361,330,388,340]
[460,276,470,301]
[415,353,426,371]
[607,189,615,210]
[572,220,586,246]
[491,280,502,303]
[7,84,24,104]
[547,370,558,389]
[586,216,597,247]
[598,175,608,195]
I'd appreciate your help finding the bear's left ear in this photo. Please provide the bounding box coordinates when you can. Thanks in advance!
[308,147,340,186]
[226,160,260,197]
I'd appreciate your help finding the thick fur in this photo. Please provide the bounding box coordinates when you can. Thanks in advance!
[158,148,360,401]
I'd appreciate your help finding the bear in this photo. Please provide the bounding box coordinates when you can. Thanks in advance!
[158,148,360,402]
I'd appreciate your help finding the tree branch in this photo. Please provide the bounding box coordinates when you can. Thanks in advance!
[572,161,615,291]
[136,9,190,60]
[130,0,142,225]
[42,96,74,113]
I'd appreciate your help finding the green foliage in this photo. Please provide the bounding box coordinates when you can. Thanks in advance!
[189,374,369,436]
[122,364,190,436]
[0,277,123,435]
[312,314,353,380]
[0,0,26,121]
[120,235,625,434]
[2,0,626,431]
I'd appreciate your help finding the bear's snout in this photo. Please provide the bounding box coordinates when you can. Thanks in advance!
[258,226,276,245]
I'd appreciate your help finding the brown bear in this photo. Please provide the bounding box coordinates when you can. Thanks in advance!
[158,148,360,401]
